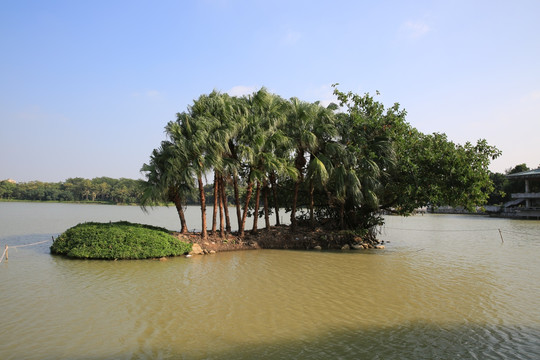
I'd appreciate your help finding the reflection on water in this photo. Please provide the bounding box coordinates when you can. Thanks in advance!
[0,203,539,359]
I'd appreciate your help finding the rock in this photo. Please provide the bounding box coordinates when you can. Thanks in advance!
[314,245,322,250]
[209,250,216,254]
[351,244,363,250]
[159,257,168,261]
[375,245,385,249]
[189,243,204,255]
[341,244,350,250]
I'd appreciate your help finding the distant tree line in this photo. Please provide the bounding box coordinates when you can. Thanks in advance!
[0,177,142,204]
[0,177,231,205]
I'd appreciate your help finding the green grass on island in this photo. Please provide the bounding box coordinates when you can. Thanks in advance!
[50,221,192,260]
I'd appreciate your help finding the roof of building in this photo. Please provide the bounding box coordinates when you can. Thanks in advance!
[506,168,540,179]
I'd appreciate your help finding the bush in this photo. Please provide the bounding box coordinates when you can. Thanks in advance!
[50,221,192,259]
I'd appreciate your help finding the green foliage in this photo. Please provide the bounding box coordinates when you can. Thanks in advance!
[487,171,508,205]
[385,132,501,212]
[140,85,501,235]
[1,177,143,204]
[50,221,192,259]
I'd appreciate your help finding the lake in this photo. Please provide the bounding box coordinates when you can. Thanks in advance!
[1,202,539,359]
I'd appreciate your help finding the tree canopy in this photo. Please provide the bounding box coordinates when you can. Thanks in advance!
[140,86,501,240]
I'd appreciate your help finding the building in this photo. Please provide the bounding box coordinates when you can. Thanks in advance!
[501,168,540,219]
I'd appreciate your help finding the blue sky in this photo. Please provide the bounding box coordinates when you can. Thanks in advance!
[1,0,539,182]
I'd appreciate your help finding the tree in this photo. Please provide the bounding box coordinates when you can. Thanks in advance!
[140,141,195,234]
[167,94,225,239]
[0,180,17,199]
[285,98,319,231]
[141,86,500,241]
[487,171,508,205]
[236,88,295,236]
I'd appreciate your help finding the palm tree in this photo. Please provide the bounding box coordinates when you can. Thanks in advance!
[236,88,292,236]
[167,99,223,240]
[304,103,338,227]
[285,98,320,231]
[139,141,194,234]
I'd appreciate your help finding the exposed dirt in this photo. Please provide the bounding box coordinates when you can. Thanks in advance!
[172,225,385,255]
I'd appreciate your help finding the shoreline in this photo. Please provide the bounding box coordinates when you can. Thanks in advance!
[174,225,386,255]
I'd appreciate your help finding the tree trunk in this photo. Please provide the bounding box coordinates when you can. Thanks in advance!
[218,184,225,238]
[233,171,242,232]
[198,175,208,239]
[252,181,261,234]
[309,180,315,228]
[221,175,232,233]
[270,172,280,226]
[218,176,225,238]
[239,171,254,237]
[291,150,306,232]
[291,180,300,232]
[172,191,188,234]
[212,172,218,234]
[339,201,345,230]
[263,181,271,230]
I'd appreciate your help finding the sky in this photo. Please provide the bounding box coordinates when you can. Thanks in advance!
[1,0,539,183]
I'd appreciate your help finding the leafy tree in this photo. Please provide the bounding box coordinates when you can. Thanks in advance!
[487,171,508,205]
[0,180,17,199]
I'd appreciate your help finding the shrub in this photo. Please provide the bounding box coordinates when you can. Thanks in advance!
[50,221,192,259]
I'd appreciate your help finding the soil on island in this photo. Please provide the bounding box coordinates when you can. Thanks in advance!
[172,224,385,255]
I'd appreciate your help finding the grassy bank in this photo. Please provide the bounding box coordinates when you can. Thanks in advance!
[50,221,192,259]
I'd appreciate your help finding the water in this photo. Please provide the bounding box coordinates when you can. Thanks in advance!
[1,203,539,359]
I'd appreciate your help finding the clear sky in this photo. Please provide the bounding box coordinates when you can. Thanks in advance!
[1,0,539,183]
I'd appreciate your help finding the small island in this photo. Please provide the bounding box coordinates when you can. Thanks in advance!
[50,220,385,260]
[138,86,500,249]
[50,221,192,260]
[51,86,500,260]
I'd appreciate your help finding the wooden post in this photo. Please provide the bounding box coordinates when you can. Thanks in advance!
[5,245,8,261]
[498,229,504,243]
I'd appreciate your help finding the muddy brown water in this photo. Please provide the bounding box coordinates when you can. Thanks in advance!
[1,202,539,359]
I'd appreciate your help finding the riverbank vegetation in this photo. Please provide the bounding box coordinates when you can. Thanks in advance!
[140,85,501,241]
[0,177,142,204]
[50,221,192,259]
[0,177,237,206]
